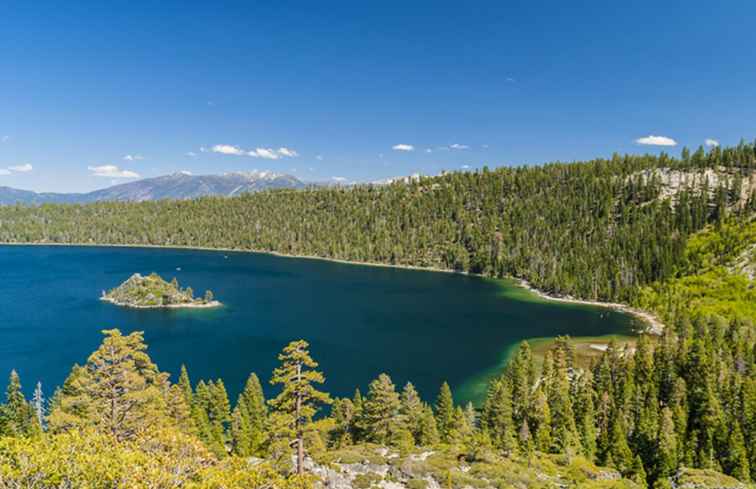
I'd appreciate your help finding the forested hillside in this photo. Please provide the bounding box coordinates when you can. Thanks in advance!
[1,142,755,304]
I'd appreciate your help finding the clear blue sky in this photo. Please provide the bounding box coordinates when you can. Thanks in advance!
[1,1,755,192]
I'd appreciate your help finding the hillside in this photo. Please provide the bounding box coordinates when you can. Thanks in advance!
[637,218,756,323]
[1,144,754,305]
[0,171,305,204]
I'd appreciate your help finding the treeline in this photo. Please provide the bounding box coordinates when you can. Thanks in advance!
[0,316,753,487]
[1,143,755,303]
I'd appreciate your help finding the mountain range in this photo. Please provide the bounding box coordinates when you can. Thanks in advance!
[0,171,306,205]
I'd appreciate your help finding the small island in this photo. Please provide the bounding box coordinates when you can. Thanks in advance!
[101,273,221,309]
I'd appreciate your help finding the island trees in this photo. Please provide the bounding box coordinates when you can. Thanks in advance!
[268,340,331,475]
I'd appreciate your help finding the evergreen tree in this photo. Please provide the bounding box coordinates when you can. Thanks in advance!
[400,382,425,445]
[435,381,455,442]
[361,373,403,445]
[268,340,331,475]
[481,378,516,454]
[231,372,267,456]
[178,364,193,406]
[47,329,168,441]
[655,407,679,481]
[2,370,36,436]
[32,381,45,431]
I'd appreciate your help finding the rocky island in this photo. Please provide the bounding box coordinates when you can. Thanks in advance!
[101,273,221,308]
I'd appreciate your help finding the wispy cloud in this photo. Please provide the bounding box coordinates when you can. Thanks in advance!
[635,135,677,146]
[123,154,144,161]
[316,155,324,161]
[212,144,246,156]
[88,165,140,178]
[449,143,469,150]
[425,148,433,153]
[212,144,299,160]
[331,176,348,182]
[1,136,9,143]
[705,138,720,147]
[185,151,198,157]
[392,144,414,152]
[0,163,33,175]
[461,164,470,169]
[8,164,32,172]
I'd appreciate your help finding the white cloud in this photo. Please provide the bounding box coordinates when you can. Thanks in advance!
[179,170,193,175]
[461,165,470,169]
[705,138,720,147]
[316,155,324,161]
[88,165,140,178]
[635,135,677,146]
[185,151,198,157]
[425,148,433,153]
[505,77,516,83]
[0,169,10,175]
[392,144,414,152]
[449,143,469,150]
[8,163,32,172]
[213,144,298,159]
[248,148,280,159]
[212,144,246,155]
[123,154,144,161]
[331,176,347,182]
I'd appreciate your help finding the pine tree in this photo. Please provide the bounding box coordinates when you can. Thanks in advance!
[655,407,678,480]
[575,371,597,460]
[481,378,516,453]
[2,370,36,436]
[47,329,168,441]
[361,373,403,445]
[726,422,750,482]
[32,381,45,431]
[400,382,425,445]
[547,347,581,456]
[167,383,195,435]
[269,340,331,475]
[178,364,193,406]
[231,372,267,456]
[416,404,440,446]
[505,341,535,427]
[531,385,552,452]
[435,381,455,442]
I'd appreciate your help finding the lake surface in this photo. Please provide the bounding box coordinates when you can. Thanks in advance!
[0,245,638,404]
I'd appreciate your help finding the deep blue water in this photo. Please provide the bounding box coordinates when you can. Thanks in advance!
[0,245,637,404]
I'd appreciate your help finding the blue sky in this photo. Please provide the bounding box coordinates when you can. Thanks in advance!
[1,1,755,192]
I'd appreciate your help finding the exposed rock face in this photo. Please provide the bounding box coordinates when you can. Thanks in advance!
[633,167,756,209]
[101,272,220,308]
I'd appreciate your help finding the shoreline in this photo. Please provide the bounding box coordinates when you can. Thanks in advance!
[1,240,663,333]
[99,296,223,310]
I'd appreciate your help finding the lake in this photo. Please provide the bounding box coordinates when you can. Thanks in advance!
[0,245,638,404]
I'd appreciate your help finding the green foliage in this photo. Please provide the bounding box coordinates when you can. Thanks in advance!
[268,340,331,474]
[47,329,169,441]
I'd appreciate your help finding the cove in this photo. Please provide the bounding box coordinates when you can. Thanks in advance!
[0,245,639,404]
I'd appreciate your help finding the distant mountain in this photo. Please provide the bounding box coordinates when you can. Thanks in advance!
[0,171,305,205]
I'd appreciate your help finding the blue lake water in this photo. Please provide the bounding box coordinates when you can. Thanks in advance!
[0,245,637,404]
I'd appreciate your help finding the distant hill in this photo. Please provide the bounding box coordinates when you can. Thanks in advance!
[0,171,305,205]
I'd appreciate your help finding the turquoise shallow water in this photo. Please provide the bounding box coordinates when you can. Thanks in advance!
[0,245,637,404]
